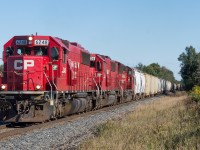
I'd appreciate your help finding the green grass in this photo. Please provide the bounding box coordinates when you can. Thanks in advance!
[79,94,200,150]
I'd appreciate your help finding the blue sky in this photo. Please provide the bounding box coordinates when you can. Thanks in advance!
[0,0,200,80]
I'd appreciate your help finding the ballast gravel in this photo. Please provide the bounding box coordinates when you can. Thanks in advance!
[0,96,161,150]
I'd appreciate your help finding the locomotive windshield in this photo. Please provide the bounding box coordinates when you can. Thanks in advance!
[15,46,48,56]
[34,46,48,56]
[17,47,31,55]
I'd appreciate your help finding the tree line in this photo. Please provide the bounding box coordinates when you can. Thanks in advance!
[135,63,178,83]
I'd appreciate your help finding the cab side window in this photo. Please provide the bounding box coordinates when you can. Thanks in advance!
[62,48,67,63]
[6,47,14,58]
[90,61,96,68]
[51,47,59,60]
[97,62,102,71]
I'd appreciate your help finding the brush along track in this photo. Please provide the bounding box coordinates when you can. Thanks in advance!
[0,95,169,149]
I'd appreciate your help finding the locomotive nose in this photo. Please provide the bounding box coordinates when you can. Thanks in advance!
[7,56,44,91]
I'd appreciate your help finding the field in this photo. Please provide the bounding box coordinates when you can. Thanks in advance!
[79,93,200,149]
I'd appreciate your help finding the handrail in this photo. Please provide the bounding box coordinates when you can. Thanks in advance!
[14,71,23,76]
[43,71,53,99]
[98,74,102,96]
[93,77,100,97]
[118,80,123,97]
[84,77,89,90]
[14,70,36,75]
[51,68,58,90]
[2,70,42,76]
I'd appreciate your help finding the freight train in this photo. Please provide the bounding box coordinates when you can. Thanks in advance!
[0,35,180,123]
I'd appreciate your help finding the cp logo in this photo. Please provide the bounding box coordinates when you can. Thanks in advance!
[14,60,34,70]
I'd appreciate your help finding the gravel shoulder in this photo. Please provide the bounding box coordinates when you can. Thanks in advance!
[0,96,166,150]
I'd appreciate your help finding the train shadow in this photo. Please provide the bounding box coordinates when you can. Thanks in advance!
[5,122,32,128]
[0,121,9,127]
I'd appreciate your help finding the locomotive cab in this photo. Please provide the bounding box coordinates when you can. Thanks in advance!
[1,35,70,92]
[90,54,107,90]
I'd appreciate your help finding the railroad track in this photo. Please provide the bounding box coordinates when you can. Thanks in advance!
[0,96,163,141]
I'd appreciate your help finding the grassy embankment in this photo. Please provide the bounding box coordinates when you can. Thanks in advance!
[79,92,200,149]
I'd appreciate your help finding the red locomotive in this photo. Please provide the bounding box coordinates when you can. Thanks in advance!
[0,35,135,123]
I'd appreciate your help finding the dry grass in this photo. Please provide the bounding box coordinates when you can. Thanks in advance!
[79,93,200,150]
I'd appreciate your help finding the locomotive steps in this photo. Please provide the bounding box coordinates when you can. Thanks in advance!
[0,93,185,149]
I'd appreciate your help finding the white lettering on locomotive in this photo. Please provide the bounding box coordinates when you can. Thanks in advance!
[34,40,49,46]
[24,60,34,70]
[14,60,34,70]
[14,60,23,70]
[62,67,66,73]
[90,56,95,61]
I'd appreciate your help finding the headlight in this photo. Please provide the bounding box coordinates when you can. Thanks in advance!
[28,36,33,41]
[1,85,6,90]
[35,85,41,90]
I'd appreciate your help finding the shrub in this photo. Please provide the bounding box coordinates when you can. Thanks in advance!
[190,85,200,103]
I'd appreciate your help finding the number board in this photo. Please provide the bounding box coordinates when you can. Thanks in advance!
[16,40,27,45]
[90,56,95,61]
[52,65,58,70]
[34,40,49,46]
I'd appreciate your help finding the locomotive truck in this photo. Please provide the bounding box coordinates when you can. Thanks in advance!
[0,35,174,123]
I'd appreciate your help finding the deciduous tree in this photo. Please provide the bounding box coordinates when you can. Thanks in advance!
[178,46,200,90]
